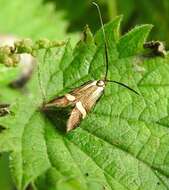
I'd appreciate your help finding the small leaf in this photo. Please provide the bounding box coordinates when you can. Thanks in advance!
[95,15,123,44]
[117,24,153,57]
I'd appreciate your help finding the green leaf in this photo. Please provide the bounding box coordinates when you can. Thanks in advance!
[1,16,169,190]
[0,153,13,190]
[117,24,153,58]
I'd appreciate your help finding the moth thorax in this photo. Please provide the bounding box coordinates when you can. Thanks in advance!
[96,80,105,87]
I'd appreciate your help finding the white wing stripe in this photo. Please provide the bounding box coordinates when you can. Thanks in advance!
[65,94,76,101]
[76,101,87,119]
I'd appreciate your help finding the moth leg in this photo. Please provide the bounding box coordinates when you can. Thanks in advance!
[67,107,82,132]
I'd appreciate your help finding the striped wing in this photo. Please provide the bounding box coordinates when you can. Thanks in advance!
[43,80,104,131]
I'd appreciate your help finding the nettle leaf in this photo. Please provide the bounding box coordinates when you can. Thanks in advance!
[0,16,169,190]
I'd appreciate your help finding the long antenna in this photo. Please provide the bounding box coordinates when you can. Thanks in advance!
[106,80,139,95]
[93,2,139,96]
[92,2,109,81]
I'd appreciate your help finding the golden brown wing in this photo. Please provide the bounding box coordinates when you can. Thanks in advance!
[43,80,104,132]
[43,96,71,109]
[75,84,104,112]
[43,81,96,109]
[67,106,82,132]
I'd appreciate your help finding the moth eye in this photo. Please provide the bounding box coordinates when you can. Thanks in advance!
[96,80,105,87]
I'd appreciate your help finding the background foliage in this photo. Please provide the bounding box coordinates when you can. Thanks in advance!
[46,0,169,47]
[0,0,169,190]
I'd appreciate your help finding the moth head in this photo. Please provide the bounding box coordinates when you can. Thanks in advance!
[96,80,105,87]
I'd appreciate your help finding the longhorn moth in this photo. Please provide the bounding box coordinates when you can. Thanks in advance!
[43,2,139,132]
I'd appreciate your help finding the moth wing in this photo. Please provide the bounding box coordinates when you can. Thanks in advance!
[67,106,82,132]
[44,81,95,109]
[70,81,94,97]
[43,96,70,109]
[77,85,104,112]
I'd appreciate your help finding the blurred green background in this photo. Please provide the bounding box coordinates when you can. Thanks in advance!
[45,0,169,47]
[0,0,169,46]
[0,0,169,190]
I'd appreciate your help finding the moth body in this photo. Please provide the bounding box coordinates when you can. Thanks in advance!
[43,80,106,131]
